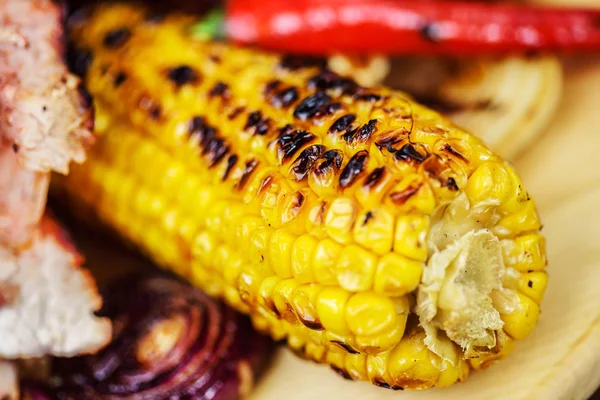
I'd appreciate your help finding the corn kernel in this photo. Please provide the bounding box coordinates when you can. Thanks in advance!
[502,234,547,272]
[437,359,469,388]
[388,331,439,390]
[291,234,318,284]
[345,352,369,381]
[366,352,394,388]
[236,216,265,254]
[312,238,343,285]
[257,275,280,317]
[374,253,423,296]
[393,215,429,262]
[317,287,351,335]
[268,228,295,278]
[346,292,397,337]
[465,162,514,206]
[495,200,541,237]
[223,251,243,286]
[191,231,218,268]
[501,292,540,340]
[237,267,266,307]
[249,226,273,269]
[292,284,324,331]
[336,244,377,292]
[353,208,394,256]
[273,278,300,324]
[325,197,356,245]
[517,271,548,304]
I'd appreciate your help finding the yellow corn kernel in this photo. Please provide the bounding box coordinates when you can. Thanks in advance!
[249,226,273,269]
[317,287,351,336]
[269,228,295,278]
[191,231,218,268]
[436,359,469,388]
[291,234,318,284]
[257,275,280,317]
[387,330,440,390]
[495,200,542,237]
[468,336,516,370]
[501,292,540,340]
[356,322,405,355]
[291,284,324,331]
[305,340,327,364]
[517,271,548,304]
[324,197,356,245]
[312,238,343,285]
[336,244,377,292]
[502,234,547,272]
[345,292,398,337]
[465,161,514,206]
[344,352,369,381]
[366,352,394,389]
[223,251,243,286]
[374,253,422,296]
[353,208,394,256]
[393,215,430,262]
[237,267,267,308]
[236,216,265,255]
[326,347,347,373]
[273,278,300,323]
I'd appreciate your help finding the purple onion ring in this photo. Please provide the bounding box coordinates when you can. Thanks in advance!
[52,275,273,399]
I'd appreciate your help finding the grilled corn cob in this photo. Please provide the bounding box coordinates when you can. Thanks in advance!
[62,4,548,390]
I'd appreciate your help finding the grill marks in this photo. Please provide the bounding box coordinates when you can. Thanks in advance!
[314,149,343,177]
[344,119,377,145]
[236,159,259,190]
[277,127,316,162]
[103,27,131,48]
[245,111,271,136]
[289,145,325,181]
[339,150,369,189]
[188,116,232,168]
[209,82,229,98]
[167,65,200,87]
[308,69,359,95]
[279,54,327,70]
[294,92,337,120]
[394,144,427,163]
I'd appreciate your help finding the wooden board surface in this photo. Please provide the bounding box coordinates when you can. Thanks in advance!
[244,57,600,400]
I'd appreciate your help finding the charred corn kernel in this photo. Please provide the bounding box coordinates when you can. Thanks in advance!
[388,330,440,390]
[501,293,541,340]
[353,208,394,256]
[63,5,548,390]
[291,234,318,284]
[374,253,422,296]
[273,278,300,323]
[502,234,547,272]
[336,244,377,292]
[292,284,324,330]
[257,275,280,316]
[312,238,342,285]
[317,287,351,335]
[269,229,295,278]
[346,293,398,337]
[517,271,548,304]
[393,215,429,262]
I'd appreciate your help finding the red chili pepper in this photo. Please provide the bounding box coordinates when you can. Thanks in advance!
[225,0,600,55]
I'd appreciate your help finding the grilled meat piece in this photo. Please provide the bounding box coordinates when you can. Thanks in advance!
[0,0,94,175]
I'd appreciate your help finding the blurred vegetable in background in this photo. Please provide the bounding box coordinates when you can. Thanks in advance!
[49,276,273,399]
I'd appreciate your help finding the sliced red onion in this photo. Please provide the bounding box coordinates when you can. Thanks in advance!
[52,275,273,399]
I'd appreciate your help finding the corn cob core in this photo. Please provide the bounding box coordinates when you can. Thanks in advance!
[64,4,548,390]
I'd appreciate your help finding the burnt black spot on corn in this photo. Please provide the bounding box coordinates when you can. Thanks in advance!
[167,65,199,87]
[63,4,547,391]
[294,92,333,120]
[290,145,325,181]
[103,27,131,48]
[113,71,127,87]
[209,82,229,98]
[279,54,327,70]
[339,150,369,188]
[329,114,356,133]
